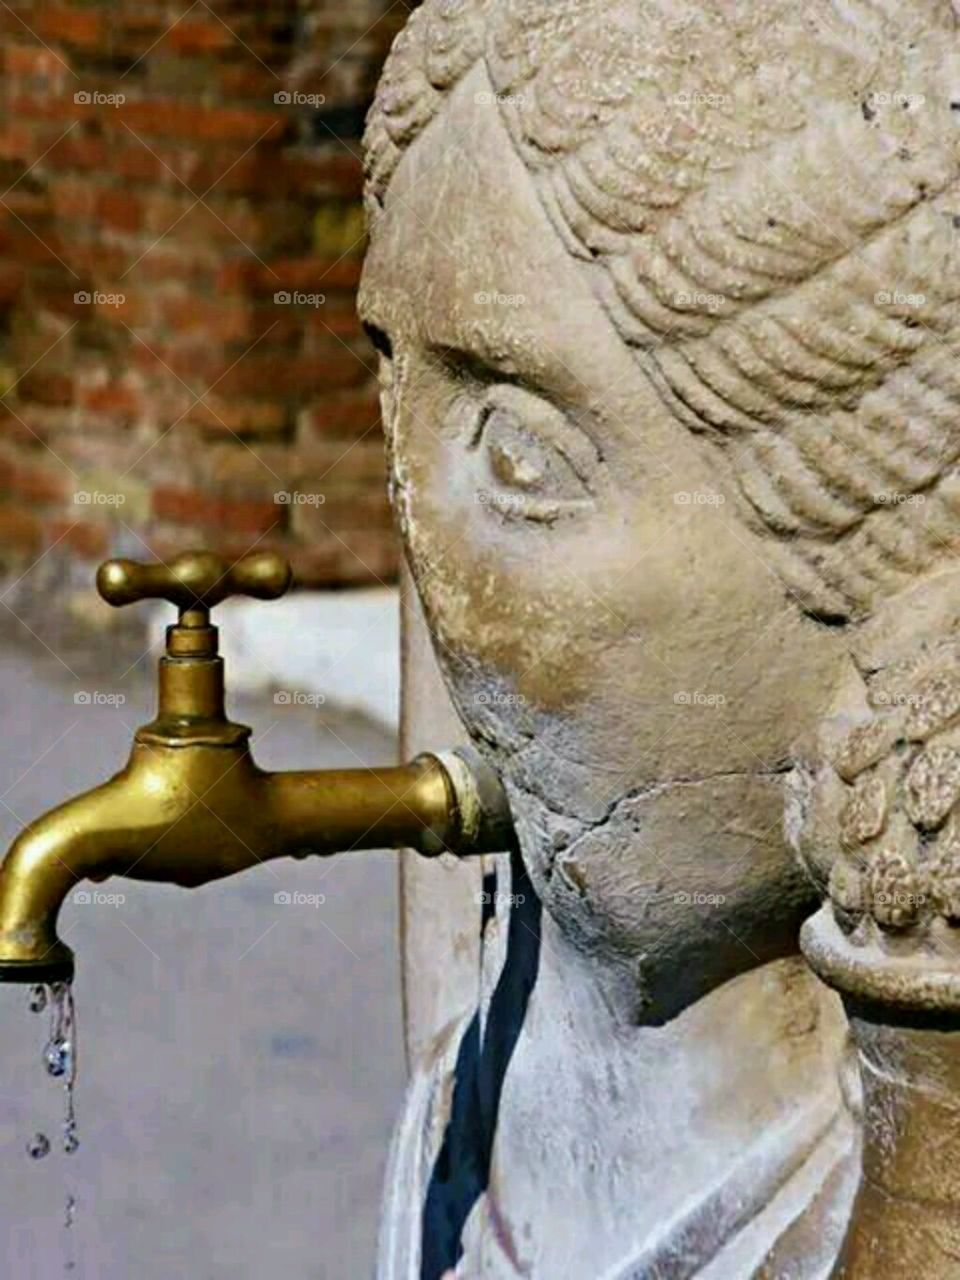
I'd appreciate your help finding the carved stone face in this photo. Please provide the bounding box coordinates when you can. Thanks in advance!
[359,0,960,1020]
[360,69,849,1021]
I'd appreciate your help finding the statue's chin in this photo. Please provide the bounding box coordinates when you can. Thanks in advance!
[507,770,816,1026]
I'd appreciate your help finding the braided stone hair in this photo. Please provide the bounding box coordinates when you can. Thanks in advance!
[364,0,960,622]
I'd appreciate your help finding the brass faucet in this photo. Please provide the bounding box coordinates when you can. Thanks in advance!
[0,551,515,984]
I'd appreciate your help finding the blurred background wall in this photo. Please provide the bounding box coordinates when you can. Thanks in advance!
[0,8,438,1277]
[0,0,409,608]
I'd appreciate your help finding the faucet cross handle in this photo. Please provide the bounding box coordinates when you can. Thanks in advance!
[96,550,293,620]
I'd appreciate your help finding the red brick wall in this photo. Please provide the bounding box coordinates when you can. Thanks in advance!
[0,0,405,591]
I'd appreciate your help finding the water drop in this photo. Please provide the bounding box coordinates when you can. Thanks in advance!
[24,983,81,1270]
[63,1120,79,1155]
[27,1132,50,1159]
[43,1038,72,1079]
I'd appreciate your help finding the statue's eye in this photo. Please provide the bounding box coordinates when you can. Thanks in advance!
[468,385,598,523]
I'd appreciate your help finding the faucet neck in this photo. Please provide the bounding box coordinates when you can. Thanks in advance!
[158,652,226,721]
[135,618,251,749]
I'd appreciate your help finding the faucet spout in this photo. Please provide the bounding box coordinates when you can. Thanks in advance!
[0,778,127,983]
[0,551,517,985]
[0,740,513,985]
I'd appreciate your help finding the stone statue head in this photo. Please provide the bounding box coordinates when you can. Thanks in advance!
[358,0,960,1022]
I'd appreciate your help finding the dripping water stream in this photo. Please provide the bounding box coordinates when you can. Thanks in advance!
[27,982,79,1272]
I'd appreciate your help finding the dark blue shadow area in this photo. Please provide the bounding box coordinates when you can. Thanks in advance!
[420,852,542,1280]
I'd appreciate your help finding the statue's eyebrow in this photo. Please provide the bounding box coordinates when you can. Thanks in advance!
[360,281,560,389]
[423,316,534,381]
[427,341,522,382]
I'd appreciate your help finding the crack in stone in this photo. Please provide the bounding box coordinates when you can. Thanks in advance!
[511,762,793,871]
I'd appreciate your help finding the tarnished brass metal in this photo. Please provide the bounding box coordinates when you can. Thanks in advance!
[0,551,515,984]
[96,548,293,615]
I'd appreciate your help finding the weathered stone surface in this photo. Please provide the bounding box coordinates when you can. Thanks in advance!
[367,1,960,1276]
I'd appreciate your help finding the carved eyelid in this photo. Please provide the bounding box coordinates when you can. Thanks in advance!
[474,385,601,485]
[430,341,522,385]
[427,341,596,459]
